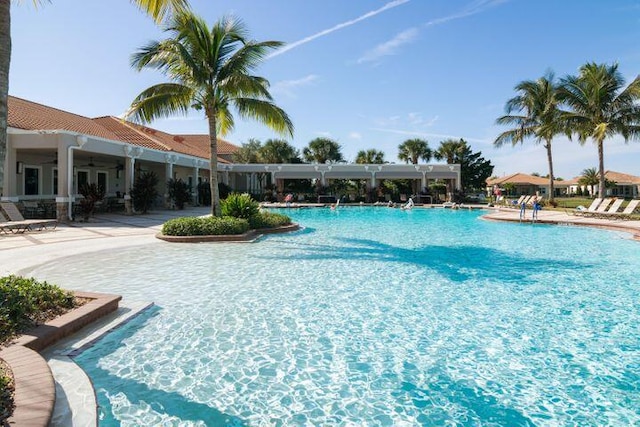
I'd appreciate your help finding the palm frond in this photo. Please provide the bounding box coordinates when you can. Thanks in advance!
[133,0,190,23]
[234,98,294,137]
[125,83,193,123]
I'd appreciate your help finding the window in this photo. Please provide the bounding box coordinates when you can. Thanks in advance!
[76,169,89,193]
[24,166,41,195]
[97,171,108,194]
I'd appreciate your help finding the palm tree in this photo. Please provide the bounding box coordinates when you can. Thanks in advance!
[494,72,563,203]
[233,138,262,164]
[559,62,640,198]
[434,138,465,164]
[302,137,343,163]
[397,138,431,164]
[578,167,599,197]
[355,149,385,164]
[0,0,190,197]
[259,139,299,163]
[126,12,293,216]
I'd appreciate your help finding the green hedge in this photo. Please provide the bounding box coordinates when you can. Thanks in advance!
[161,216,250,236]
[0,364,14,424]
[249,211,292,229]
[0,275,76,346]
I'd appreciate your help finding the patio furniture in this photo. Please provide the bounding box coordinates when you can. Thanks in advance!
[570,198,602,216]
[594,198,624,218]
[0,201,58,231]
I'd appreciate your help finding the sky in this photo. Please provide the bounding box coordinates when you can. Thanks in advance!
[9,0,640,179]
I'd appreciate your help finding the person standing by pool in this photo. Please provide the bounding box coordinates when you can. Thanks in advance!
[532,196,540,220]
[519,198,526,220]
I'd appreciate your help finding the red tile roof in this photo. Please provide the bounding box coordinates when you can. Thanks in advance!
[8,96,118,140]
[487,173,569,187]
[7,96,238,162]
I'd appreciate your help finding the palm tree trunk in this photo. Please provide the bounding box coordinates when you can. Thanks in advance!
[545,139,555,203]
[597,138,605,199]
[206,113,221,216]
[0,0,11,197]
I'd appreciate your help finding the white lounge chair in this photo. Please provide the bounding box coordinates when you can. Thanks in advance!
[594,198,624,218]
[571,198,602,216]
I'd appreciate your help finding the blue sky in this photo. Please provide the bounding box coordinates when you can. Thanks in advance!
[10,0,640,179]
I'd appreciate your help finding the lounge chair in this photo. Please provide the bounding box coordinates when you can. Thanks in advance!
[592,198,613,215]
[594,198,624,218]
[570,198,602,216]
[602,199,640,220]
[0,201,57,231]
[0,210,31,234]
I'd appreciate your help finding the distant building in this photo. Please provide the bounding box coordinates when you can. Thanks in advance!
[486,173,570,197]
[565,171,640,198]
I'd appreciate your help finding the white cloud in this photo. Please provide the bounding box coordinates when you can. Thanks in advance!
[424,0,510,28]
[349,132,362,140]
[316,131,333,138]
[271,74,319,98]
[268,0,411,59]
[357,27,419,64]
[370,127,487,143]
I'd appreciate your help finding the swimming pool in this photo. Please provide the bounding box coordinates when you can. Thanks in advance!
[32,207,639,425]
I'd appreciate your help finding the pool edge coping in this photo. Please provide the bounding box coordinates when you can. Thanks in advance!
[0,291,122,427]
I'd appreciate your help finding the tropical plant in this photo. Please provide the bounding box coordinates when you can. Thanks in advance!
[0,0,190,198]
[355,149,385,164]
[259,139,300,163]
[559,62,640,198]
[302,138,343,163]
[434,139,494,193]
[130,171,159,213]
[78,182,106,221]
[233,138,263,163]
[578,167,599,197]
[167,178,191,209]
[0,365,14,424]
[494,72,564,203]
[126,12,293,217]
[398,138,431,164]
[248,211,291,229]
[221,193,259,219]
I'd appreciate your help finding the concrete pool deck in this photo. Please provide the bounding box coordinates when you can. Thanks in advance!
[1,204,639,426]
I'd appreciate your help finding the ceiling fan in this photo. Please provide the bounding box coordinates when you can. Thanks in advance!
[80,156,104,167]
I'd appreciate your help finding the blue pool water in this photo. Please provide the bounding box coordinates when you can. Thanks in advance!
[32,207,639,426]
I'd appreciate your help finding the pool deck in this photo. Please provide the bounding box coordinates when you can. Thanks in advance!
[0,205,639,426]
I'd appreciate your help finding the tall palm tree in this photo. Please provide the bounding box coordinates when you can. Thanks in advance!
[355,149,385,164]
[578,167,599,197]
[126,12,293,216]
[559,62,640,198]
[302,137,343,163]
[0,0,189,197]
[397,138,431,164]
[233,138,262,164]
[494,72,563,203]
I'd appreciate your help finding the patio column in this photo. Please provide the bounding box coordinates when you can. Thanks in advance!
[1,145,18,200]
[124,145,143,214]
[164,154,176,208]
[55,142,70,221]
[192,160,200,205]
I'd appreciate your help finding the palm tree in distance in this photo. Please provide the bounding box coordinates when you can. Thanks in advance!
[303,138,343,163]
[578,167,599,197]
[355,149,385,164]
[0,0,190,196]
[559,62,640,198]
[233,138,262,164]
[494,72,563,203]
[397,138,431,164]
[126,12,293,216]
[434,138,465,164]
[260,139,300,163]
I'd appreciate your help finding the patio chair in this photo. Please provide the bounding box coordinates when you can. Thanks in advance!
[594,198,624,218]
[610,199,640,220]
[570,198,602,216]
[0,210,31,234]
[588,198,613,217]
[0,201,57,231]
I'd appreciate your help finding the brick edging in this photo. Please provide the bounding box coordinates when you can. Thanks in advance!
[1,291,122,427]
[155,223,300,243]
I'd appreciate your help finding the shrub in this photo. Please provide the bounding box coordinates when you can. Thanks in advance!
[249,211,291,229]
[130,171,159,214]
[167,178,192,210]
[78,182,106,221]
[221,193,259,219]
[0,275,76,346]
[162,216,250,236]
[0,362,14,424]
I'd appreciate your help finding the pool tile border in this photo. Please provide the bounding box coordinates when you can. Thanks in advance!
[0,291,121,427]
